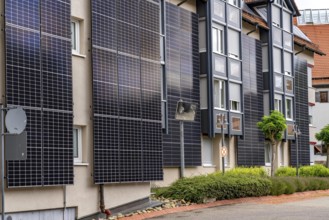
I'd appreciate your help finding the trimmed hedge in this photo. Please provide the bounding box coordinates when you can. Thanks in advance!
[299,165,329,177]
[270,177,329,196]
[155,167,329,203]
[275,165,329,177]
[275,167,296,177]
[155,174,272,203]
[225,167,268,177]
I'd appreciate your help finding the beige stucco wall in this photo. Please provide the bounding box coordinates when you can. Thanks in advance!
[153,134,236,187]
[242,21,261,41]
[294,45,315,65]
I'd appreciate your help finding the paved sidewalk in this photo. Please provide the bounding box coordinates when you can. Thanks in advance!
[120,190,329,220]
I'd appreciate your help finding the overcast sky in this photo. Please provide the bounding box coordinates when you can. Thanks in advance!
[295,0,329,10]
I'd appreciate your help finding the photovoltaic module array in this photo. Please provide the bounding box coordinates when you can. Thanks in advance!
[92,0,163,183]
[238,35,265,166]
[5,0,73,187]
[291,58,310,165]
[163,3,201,167]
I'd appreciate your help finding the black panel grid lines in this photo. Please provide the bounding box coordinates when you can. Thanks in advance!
[163,3,201,167]
[5,0,73,187]
[237,35,265,166]
[92,0,163,183]
[291,58,310,166]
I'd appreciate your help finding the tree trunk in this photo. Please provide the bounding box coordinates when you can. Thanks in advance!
[327,146,329,168]
[271,142,278,177]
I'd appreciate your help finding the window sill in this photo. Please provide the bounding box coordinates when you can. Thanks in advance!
[74,162,89,166]
[72,52,86,58]
[202,165,216,168]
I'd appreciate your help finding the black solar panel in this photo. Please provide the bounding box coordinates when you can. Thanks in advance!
[163,3,201,167]
[92,0,163,183]
[5,0,73,187]
[291,58,310,166]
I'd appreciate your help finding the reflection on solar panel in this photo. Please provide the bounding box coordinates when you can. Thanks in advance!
[5,0,73,187]
[163,3,201,167]
[92,0,163,183]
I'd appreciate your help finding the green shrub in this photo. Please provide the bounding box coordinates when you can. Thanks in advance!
[299,165,329,177]
[156,174,272,203]
[275,167,296,177]
[270,177,329,195]
[225,167,268,177]
[155,172,329,203]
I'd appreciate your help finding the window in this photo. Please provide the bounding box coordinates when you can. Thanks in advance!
[227,0,238,7]
[228,5,240,27]
[71,19,80,54]
[273,27,282,46]
[320,91,328,103]
[214,0,225,19]
[230,100,240,111]
[273,48,282,73]
[283,11,291,32]
[287,124,294,136]
[232,117,241,131]
[265,142,272,166]
[286,78,293,92]
[275,75,283,90]
[284,52,292,75]
[202,136,213,166]
[274,98,282,112]
[280,143,284,166]
[73,127,82,163]
[228,29,240,58]
[212,26,224,54]
[285,98,293,120]
[214,56,226,74]
[229,59,241,79]
[283,32,292,50]
[214,79,226,109]
[272,5,281,27]
[309,115,313,125]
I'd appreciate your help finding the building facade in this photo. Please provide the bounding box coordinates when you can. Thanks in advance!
[297,9,329,164]
[0,0,324,219]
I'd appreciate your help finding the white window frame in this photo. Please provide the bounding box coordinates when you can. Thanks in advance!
[212,26,224,54]
[202,136,214,166]
[274,98,282,112]
[280,143,284,166]
[230,100,240,112]
[73,127,83,163]
[265,142,272,166]
[71,19,80,54]
[214,79,226,110]
[285,97,293,120]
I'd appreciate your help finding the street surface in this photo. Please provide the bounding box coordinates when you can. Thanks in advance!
[149,196,329,220]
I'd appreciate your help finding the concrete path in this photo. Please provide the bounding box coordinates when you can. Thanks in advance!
[120,190,329,220]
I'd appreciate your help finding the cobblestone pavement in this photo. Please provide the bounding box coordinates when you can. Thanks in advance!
[119,190,329,220]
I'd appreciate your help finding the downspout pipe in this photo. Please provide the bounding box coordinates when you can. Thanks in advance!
[99,184,112,218]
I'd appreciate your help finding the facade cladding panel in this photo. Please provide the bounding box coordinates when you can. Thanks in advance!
[237,34,264,166]
[290,58,310,166]
[92,0,163,183]
[5,0,73,187]
[163,3,201,167]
